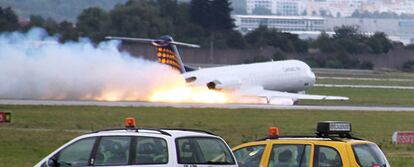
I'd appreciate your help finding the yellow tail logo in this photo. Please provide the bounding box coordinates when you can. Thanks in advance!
[156,46,181,72]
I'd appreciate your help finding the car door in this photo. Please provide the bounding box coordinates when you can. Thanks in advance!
[92,136,132,166]
[233,144,267,167]
[313,145,343,167]
[91,136,171,167]
[267,143,312,167]
[175,136,238,167]
[42,137,97,167]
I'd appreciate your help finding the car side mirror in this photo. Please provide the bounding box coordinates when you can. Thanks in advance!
[47,159,57,167]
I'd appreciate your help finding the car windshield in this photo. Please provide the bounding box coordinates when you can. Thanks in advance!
[352,143,388,167]
[176,137,235,165]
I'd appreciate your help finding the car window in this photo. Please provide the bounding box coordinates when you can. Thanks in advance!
[95,136,131,166]
[314,145,342,167]
[134,136,168,165]
[352,144,388,167]
[233,145,265,167]
[176,137,235,165]
[56,137,96,167]
[268,144,311,167]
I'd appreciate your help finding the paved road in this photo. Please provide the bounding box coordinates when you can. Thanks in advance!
[1,99,414,112]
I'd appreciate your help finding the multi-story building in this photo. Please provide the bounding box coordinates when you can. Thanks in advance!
[242,0,414,17]
[245,0,305,15]
[276,0,300,15]
[233,14,414,44]
[246,0,274,14]
[230,0,248,14]
[233,15,325,33]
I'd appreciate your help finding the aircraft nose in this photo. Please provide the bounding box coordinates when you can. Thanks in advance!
[307,70,316,86]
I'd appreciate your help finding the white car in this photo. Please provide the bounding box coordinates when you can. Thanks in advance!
[35,118,238,167]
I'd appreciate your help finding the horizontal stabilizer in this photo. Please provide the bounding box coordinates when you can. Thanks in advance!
[170,41,200,48]
[105,36,200,48]
[105,36,154,43]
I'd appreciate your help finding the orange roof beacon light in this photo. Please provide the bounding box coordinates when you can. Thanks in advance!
[124,117,136,129]
[268,127,280,138]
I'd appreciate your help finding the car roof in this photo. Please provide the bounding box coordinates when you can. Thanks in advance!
[233,137,374,149]
[76,128,219,139]
[263,138,372,143]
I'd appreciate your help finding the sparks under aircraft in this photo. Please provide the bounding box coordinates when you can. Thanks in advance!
[105,35,348,105]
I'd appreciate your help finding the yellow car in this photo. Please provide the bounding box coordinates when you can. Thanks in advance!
[232,121,390,167]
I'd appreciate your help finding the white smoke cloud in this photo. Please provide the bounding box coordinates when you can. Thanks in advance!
[0,28,183,100]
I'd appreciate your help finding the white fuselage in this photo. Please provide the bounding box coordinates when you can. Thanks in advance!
[183,60,316,93]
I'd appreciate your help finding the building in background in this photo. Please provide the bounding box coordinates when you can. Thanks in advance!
[233,14,414,44]
[276,0,302,16]
[230,0,248,14]
[234,0,414,17]
[233,15,325,38]
[325,17,414,44]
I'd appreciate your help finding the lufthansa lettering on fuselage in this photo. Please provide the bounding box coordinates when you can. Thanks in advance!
[283,67,301,72]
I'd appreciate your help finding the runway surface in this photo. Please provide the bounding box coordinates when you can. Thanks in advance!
[315,84,414,90]
[1,99,414,112]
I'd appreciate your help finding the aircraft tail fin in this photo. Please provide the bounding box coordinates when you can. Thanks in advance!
[105,35,199,73]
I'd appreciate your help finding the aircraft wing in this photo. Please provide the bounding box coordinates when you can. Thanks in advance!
[238,86,349,104]
[256,89,349,100]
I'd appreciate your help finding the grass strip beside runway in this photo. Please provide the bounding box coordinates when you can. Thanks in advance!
[301,87,414,106]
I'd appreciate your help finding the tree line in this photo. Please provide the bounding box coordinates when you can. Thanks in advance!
[0,0,411,70]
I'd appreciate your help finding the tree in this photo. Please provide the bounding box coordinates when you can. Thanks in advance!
[58,21,79,42]
[76,7,109,42]
[224,30,247,49]
[106,0,173,38]
[210,0,235,32]
[333,26,359,39]
[190,0,234,32]
[245,25,307,53]
[190,0,211,28]
[371,32,392,53]
[0,7,19,32]
[245,25,272,48]
[25,15,59,35]
[272,49,286,60]
[367,37,384,54]
[315,32,337,53]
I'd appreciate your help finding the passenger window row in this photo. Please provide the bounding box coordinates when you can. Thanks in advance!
[234,144,342,167]
[55,136,168,166]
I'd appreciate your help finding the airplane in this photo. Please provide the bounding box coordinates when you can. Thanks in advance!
[105,35,349,105]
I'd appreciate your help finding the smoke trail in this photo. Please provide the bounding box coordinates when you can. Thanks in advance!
[0,28,183,101]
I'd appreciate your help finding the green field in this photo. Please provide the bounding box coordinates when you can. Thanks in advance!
[300,87,414,106]
[1,105,414,167]
[314,68,414,87]
[313,68,414,79]
[316,78,414,86]
[297,69,414,106]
